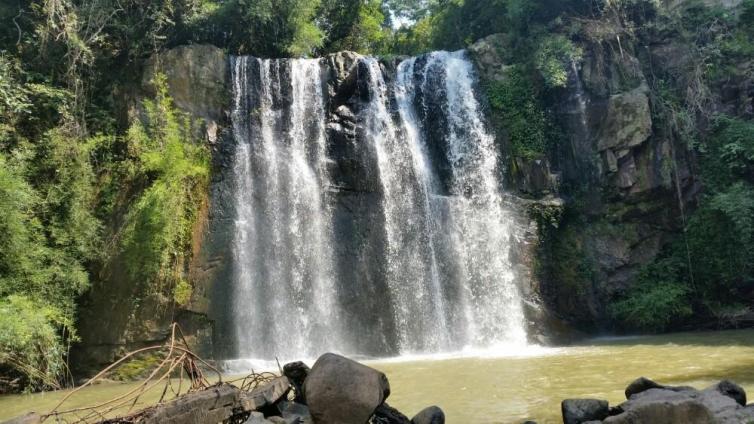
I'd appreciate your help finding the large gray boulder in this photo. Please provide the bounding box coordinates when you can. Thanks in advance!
[561,399,609,424]
[304,353,391,424]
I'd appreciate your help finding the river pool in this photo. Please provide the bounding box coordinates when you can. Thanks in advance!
[1,329,753,423]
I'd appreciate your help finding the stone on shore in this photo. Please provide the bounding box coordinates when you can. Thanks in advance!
[303,353,391,424]
[284,361,311,404]
[601,379,754,424]
[561,399,609,424]
[410,406,445,424]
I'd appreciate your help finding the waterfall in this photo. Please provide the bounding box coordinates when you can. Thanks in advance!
[230,57,344,361]
[227,51,526,365]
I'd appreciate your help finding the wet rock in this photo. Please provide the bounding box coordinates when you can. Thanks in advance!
[410,406,445,424]
[706,379,747,406]
[284,361,310,404]
[604,389,715,424]
[606,380,754,424]
[326,51,362,106]
[561,399,609,424]
[371,403,411,424]
[304,353,391,424]
[625,377,666,398]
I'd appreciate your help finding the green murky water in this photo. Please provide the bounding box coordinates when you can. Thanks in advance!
[1,330,753,423]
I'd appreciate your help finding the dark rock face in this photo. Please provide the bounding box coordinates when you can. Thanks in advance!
[74,44,231,371]
[303,353,390,424]
[467,20,726,330]
[561,399,610,424]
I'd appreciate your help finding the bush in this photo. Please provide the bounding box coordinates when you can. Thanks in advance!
[534,35,582,88]
[0,296,70,391]
[610,258,692,332]
[485,66,550,159]
[116,74,209,292]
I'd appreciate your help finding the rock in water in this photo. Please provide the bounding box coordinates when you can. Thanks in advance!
[371,403,411,424]
[561,399,609,424]
[410,406,445,424]
[603,389,716,424]
[624,376,694,399]
[304,353,390,424]
[707,380,747,406]
[624,377,665,398]
[284,361,311,404]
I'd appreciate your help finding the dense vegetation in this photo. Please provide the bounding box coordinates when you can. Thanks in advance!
[0,0,752,392]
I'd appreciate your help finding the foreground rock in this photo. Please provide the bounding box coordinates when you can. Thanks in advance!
[562,377,754,424]
[2,352,443,424]
[561,399,609,424]
[304,353,390,424]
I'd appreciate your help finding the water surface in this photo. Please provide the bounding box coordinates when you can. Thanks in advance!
[1,330,752,423]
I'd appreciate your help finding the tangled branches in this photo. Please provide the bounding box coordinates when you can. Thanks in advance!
[41,323,222,423]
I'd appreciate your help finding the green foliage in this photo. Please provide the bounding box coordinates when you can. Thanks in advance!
[112,353,162,381]
[534,35,582,88]
[117,75,209,291]
[485,67,550,159]
[610,258,692,331]
[319,0,390,54]
[0,296,70,391]
[0,131,98,391]
[173,280,193,306]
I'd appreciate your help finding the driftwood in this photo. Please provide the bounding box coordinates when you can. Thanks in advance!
[107,377,290,424]
[1,324,290,424]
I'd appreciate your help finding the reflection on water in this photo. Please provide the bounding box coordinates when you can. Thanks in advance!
[1,330,753,423]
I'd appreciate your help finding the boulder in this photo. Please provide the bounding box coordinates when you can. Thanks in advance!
[606,380,754,424]
[304,353,391,424]
[603,389,716,424]
[562,399,610,424]
[411,406,445,424]
[705,380,747,406]
[625,377,665,398]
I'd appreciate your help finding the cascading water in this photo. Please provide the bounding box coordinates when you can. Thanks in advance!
[230,57,345,361]
[227,51,526,366]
